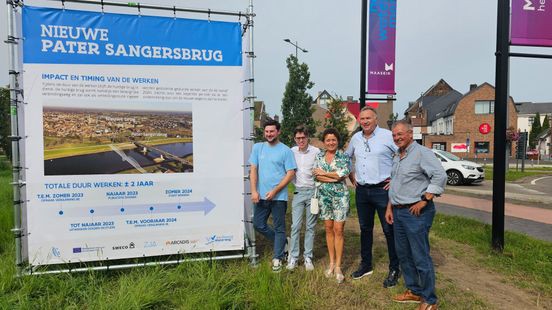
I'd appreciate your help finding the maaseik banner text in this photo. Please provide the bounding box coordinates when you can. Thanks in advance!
[23,6,242,66]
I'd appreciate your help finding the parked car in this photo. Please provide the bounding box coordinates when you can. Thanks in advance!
[431,149,485,185]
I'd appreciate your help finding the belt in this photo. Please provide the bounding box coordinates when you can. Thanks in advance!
[392,203,416,209]
[359,181,387,188]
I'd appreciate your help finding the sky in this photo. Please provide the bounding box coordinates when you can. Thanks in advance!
[2,0,552,119]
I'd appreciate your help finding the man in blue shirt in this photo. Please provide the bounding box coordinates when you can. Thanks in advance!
[249,119,297,272]
[345,107,400,287]
[386,120,446,310]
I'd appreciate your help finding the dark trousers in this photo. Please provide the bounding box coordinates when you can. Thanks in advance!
[253,199,287,260]
[355,185,400,271]
[393,201,437,304]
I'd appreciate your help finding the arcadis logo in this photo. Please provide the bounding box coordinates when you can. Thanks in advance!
[165,239,199,246]
[523,0,546,12]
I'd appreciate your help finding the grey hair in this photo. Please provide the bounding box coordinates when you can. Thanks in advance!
[391,120,412,131]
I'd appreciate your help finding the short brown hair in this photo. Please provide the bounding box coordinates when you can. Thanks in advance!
[293,125,309,137]
[321,128,340,144]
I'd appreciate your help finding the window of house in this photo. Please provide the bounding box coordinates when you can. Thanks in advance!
[475,142,490,154]
[475,101,495,114]
[432,142,446,151]
[528,116,534,126]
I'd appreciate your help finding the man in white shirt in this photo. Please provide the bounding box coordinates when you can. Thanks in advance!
[287,126,320,271]
[346,107,400,287]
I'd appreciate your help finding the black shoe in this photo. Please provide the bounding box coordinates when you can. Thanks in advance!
[351,264,373,279]
[383,269,401,288]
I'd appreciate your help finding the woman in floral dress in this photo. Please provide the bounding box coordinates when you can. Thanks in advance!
[313,128,350,283]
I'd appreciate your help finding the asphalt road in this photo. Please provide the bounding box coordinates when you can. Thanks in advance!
[436,202,552,243]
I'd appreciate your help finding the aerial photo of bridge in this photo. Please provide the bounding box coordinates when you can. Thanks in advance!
[42,106,193,175]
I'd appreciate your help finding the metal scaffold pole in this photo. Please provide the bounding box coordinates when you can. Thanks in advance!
[6,0,24,276]
[244,0,258,266]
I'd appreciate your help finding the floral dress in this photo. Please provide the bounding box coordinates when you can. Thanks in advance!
[314,150,350,222]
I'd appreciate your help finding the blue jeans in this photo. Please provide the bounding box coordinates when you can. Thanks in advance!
[393,201,437,305]
[253,199,287,260]
[289,187,318,260]
[355,185,400,271]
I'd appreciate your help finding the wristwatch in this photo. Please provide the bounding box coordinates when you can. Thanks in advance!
[420,194,432,202]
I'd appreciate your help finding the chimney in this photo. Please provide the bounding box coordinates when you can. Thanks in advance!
[273,115,279,122]
[469,83,477,91]
[347,96,354,102]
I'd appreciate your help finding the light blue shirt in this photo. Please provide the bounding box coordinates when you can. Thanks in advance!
[249,142,297,201]
[389,142,447,205]
[345,127,397,185]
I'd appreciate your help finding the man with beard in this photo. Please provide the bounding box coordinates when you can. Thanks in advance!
[249,119,297,272]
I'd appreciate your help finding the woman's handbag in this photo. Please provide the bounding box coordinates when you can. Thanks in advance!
[310,186,319,215]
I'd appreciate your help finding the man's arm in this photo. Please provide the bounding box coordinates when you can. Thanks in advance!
[249,164,260,203]
[265,169,296,200]
[420,148,447,196]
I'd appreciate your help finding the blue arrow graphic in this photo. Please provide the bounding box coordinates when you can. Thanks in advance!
[57,198,216,217]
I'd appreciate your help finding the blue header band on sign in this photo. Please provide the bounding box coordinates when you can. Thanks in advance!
[23,6,242,66]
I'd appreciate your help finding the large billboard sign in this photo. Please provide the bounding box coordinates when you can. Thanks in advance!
[367,0,397,94]
[511,0,552,47]
[21,6,245,266]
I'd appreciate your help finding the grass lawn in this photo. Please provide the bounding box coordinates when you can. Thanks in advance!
[484,167,552,182]
[0,161,550,308]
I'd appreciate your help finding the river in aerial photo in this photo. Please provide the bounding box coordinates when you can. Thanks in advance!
[44,143,193,175]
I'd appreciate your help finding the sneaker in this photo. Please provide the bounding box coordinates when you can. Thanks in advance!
[304,257,314,271]
[351,264,373,279]
[286,257,298,271]
[383,269,401,288]
[418,302,438,310]
[392,289,422,303]
[272,259,282,272]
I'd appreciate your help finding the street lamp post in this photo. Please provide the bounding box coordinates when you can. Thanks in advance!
[283,38,308,58]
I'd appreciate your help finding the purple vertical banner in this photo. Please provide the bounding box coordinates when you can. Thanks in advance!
[511,0,552,47]
[367,0,397,95]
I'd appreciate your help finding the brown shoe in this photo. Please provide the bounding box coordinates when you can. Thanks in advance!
[418,302,438,310]
[392,290,422,303]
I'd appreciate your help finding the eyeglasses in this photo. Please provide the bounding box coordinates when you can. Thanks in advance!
[364,140,371,152]
[294,136,307,140]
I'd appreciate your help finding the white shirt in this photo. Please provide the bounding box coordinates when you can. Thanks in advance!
[291,145,320,188]
[345,127,397,185]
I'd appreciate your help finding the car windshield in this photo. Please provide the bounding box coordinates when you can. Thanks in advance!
[436,150,461,161]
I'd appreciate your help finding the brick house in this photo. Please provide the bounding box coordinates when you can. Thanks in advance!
[405,80,518,159]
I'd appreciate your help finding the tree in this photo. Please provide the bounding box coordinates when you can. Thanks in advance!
[0,87,11,160]
[319,97,350,149]
[280,55,316,146]
[529,112,542,149]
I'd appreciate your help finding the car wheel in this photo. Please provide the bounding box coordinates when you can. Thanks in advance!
[447,170,463,186]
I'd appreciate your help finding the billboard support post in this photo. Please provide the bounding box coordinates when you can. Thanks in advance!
[245,0,258,266]
[492,0,510,252]
[6,0,24,277]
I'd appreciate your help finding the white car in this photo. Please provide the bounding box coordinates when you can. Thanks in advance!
[431,149,485,185]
